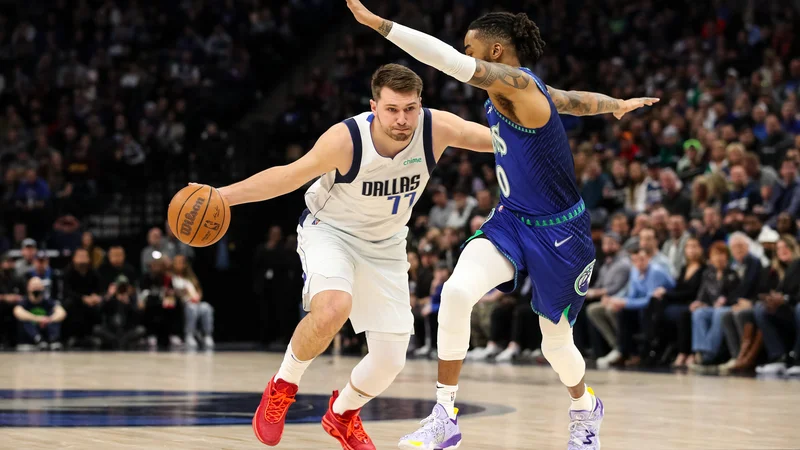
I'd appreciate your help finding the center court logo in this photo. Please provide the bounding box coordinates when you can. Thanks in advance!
[0,389,502,427]
[574,260,596,296]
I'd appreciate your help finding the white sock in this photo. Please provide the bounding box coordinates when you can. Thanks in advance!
[332,382,372,415]
[570,385,595,412]
[436,382,458,419]
[274,341,313,385]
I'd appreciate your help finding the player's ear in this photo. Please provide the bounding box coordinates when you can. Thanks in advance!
[491,43,503,61]
[370,99,377,114]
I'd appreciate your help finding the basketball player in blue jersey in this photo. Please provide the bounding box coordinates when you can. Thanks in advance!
[347,2,659,449]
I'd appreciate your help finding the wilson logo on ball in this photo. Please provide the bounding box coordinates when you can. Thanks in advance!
[180,197,206,235]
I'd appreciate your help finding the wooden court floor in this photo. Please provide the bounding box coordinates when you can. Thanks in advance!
[0,352,796,449]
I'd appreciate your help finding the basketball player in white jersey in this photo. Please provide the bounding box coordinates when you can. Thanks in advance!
[213,64,496,450]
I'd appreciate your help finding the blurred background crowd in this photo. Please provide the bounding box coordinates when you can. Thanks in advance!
[1,0,800,376]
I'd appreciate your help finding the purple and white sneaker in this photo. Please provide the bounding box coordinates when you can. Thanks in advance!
[568,396,604,449]
[398,404,461,450]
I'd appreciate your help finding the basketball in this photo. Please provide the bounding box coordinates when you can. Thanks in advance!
[167,184,231,247]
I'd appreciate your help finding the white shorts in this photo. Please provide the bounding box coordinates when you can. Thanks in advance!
[296,213,413,335]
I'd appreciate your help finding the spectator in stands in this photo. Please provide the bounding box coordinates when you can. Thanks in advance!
[445,186,477,230]
[62,248,102,348]
[609,213,631,246]
[760,115,795,169]
[690,242,741,369]
[472,190,493,218]
[622,213,651,252]
[414,262,450,358]
[677,140,706,182]
[753,236,800,375]
[93,275,145,350]
[0,254,25,347]
[172,255,214,350]
[80,231,105,269]
[601,158,627,214]
[724,165,762,214]
[650,207,670,245]
[625,160,647,213]
[140,227,177,274]
[98,246,137,292]
[13,238,36,277]
[766,159,800,228]
[14,277,66,351]
[649,238,706,368]
[481,294,535,363]
[659,169,691,218]
[464,289,504,360]
[14,166,50,219]
[581,157,608,226]
[586,232,631,367]
[29,251,55,298]
[639,228,670,273]
[662,215,691,277]
[743,151,779,189]
[139,257,181,349]
[428,186,453,230]
[698,207,728,250]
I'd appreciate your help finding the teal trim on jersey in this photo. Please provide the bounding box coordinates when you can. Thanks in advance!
[464,229,484,246]
[487,99,538,134]
[510,198,586,228]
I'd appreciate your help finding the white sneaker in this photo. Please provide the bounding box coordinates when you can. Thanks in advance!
[470,345,501,361]
[785,365,800,376]
[185,334,198,350]
[596,349,621,369]
[169,335,183,348]
[495,346,520,362]
[49,342,63,351]
[147,335,157,348]
[16,344,36,352]
[756,361,787,375]
[466,347,485,360]
[203,335,215,349]
[413,345,431,357]
[530,348,544,361]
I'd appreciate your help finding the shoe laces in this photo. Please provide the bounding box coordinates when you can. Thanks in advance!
[346,414,370,443]
[568,419,592,446]
[264,387,296,423]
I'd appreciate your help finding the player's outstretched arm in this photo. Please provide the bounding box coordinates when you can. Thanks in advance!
[217,124,352,206]
[430,109,493,156]
[345,0,530,99]
[546,86,659,120]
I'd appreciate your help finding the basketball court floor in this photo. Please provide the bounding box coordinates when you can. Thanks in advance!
[0,351,795,449]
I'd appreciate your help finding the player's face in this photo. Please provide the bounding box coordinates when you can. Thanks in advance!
[463,30,495,62]
[371,88,421,142]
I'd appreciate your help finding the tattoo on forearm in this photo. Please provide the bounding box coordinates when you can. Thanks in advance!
[377,20,393,37]
[549,88,621,116]
[468,60,530,90]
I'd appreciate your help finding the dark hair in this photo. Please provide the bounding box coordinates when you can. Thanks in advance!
[371,64,423,99]
[468,12,546,66]
[709,241,730,258]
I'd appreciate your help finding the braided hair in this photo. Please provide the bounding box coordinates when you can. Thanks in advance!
[467,12,546,67]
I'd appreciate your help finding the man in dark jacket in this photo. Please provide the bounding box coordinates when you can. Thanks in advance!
[62,248,102,347]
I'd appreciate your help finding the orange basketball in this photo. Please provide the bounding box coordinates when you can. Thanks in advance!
[167,184,231,247]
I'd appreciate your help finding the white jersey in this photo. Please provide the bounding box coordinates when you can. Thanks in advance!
[303,109,435,242]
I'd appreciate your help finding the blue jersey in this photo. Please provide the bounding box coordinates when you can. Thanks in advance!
[485,67,581,217]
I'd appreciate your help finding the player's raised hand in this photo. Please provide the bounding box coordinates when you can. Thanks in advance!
[346,0,383,30]
[613,97,660,120]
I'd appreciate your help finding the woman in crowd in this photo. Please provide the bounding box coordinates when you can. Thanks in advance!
[690,241,741,369]
[172,254,214,350]
[625,160,647,213]
[81,231,105,270]
[647,237,706,368]
[753,235,800,375]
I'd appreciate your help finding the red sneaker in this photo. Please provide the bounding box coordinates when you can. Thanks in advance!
[252,376,298,446]
[321,390,375,450]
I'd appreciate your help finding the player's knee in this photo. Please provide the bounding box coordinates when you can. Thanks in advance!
[439,280,479,324]
[311,291,352,336]
[379,351,406,376]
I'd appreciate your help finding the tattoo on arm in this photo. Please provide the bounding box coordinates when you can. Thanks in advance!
[468,60,531,90]
[377,20,393,37]
[547,86,621,116]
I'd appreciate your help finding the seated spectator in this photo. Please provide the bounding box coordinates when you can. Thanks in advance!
[445,186,477,230]
[753,236,800,375]
[0,254,25,347]
[624,161,647,213]
[140,227,177,275]
[659,169,691,217]
[622,213,651,252]
[765,159,800,228]
[581,157,609,226]
[648,238,706,368]
[698,207,728,250]
[13,277,66,351]
[28,251,55,298]
[650,207,670,245]
[413,262,450,358]
[662,215,691,277]
[743,213,771,266]
[723,165,762,214]
[465,289,505,360]
[608,213,631,246]
[742,151,779,189]
[592,247,674,368]
[472,189,493,218]
[139,257,182,348]
[98,245,138,291]
[638,227,671,273]
[585,232,631,364]
[13,238,36,278]
[62,248,102,348]
[80,231,105,269]
[428,186,454,230]
[93,275,145,350]
[172,255,214,350]
[677,139,706,182]
[600,158,627,214]
[775,212,799,240]
[690,242,741,368]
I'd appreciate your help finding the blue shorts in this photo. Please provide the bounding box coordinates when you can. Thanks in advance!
[467,199,596,326]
